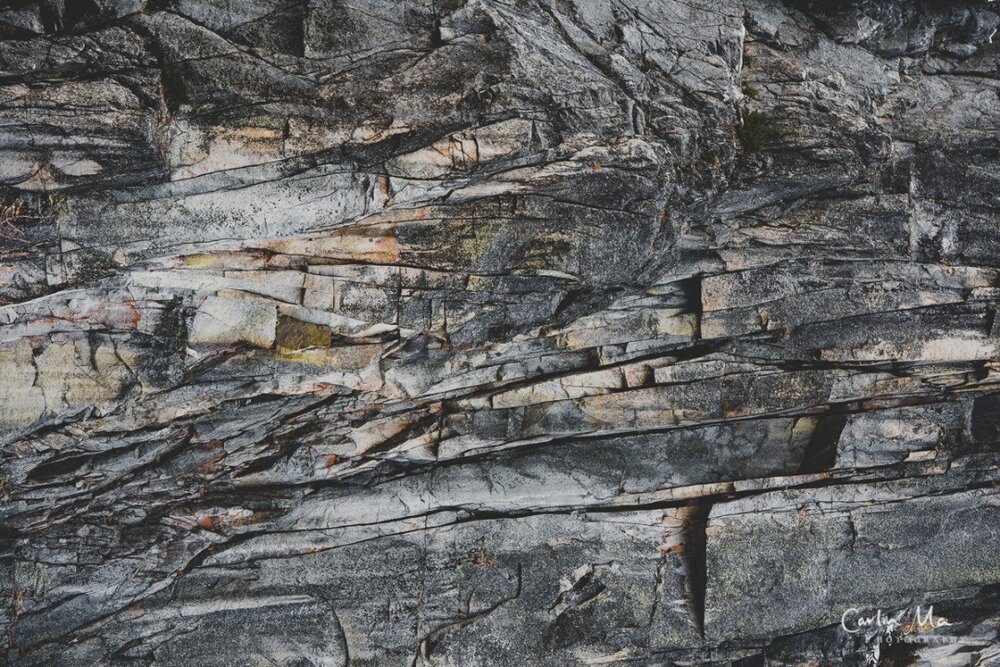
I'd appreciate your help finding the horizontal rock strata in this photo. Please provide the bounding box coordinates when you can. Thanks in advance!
[2,0,1000,665]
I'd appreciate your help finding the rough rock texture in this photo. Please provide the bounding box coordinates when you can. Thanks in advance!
[2,0,1000,665]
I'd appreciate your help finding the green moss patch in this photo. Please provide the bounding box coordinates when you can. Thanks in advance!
[737,109,787,153]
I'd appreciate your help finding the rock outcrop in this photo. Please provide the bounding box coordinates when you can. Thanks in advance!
[2,1,1000,665]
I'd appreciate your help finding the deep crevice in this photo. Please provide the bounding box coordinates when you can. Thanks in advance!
[682,503,711,638]
[798,413,847,474]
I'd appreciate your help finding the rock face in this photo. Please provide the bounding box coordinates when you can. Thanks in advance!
[2,0,1000,665]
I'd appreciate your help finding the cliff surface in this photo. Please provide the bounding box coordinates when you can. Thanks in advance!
[2,1,1000,665]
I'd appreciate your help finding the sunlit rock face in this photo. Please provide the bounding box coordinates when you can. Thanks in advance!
[2,1,999,665]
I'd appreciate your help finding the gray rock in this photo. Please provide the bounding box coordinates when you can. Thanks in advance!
[1,1,999,665]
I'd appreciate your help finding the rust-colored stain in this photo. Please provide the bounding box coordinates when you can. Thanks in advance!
[471,550,496,567]
[366,226,401,264]
[327,223,401,263]
[119,296,141,327]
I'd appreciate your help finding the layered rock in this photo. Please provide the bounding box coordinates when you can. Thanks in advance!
[2,0,1000,665]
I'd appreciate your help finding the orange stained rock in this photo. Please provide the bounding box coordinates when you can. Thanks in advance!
[264,223,400,264]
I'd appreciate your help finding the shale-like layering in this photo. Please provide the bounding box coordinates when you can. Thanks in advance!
[1,1,999,665]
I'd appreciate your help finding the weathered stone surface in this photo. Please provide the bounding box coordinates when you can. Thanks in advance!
[2,0,1000,665]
